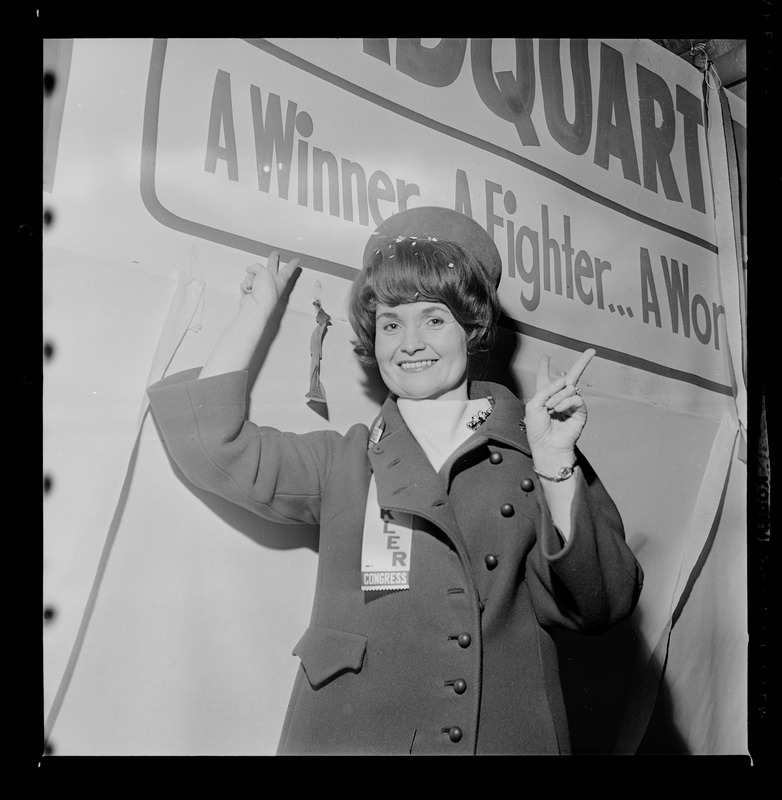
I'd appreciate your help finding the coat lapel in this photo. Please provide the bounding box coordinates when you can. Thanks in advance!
[469,380,532,455]
[366,381,530,548]
[367,397,463,546]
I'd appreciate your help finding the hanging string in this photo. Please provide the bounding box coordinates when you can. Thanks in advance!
[698,44,717,214]
[705,62,722,92]
[696,40,748,448]
[691,42,722,94]
[689,41,709,71]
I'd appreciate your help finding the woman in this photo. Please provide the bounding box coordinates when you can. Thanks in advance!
[147,207,642,755]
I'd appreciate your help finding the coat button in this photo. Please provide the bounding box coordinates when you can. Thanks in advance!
[485,554,499,570]
[457,632,472,648]
[453,679,467,694]
[448,726,463,743]
[489,451,503,464]
[500,503,515,517]
[521,478,534,492]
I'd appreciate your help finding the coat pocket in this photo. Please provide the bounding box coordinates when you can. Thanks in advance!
[292,625,368,689]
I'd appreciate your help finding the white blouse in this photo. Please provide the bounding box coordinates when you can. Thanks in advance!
[397,396,493,473]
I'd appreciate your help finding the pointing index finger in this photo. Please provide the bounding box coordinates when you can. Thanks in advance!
[565,348,596,386]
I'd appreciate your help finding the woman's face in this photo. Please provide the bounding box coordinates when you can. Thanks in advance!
[374,301,468,400]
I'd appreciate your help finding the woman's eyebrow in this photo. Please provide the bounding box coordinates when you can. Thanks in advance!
[418,304,453,318]
[376,304,451,322]
[376,310,402,321]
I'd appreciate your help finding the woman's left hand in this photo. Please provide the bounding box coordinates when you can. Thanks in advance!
[524,349,596,465]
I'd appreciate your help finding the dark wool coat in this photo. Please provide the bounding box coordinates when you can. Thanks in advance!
[147,369,643,755]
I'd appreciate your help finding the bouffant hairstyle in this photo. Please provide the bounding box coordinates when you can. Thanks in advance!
[348,237,501,367]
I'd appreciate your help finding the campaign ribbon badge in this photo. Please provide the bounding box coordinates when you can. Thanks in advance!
[361,474,414,591]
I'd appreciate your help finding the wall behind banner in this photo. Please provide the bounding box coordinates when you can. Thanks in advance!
[43,38,746,756]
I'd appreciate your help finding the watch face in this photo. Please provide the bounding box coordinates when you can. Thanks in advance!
[558,466,574,480]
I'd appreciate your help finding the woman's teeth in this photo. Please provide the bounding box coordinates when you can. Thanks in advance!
[399,360,437,371]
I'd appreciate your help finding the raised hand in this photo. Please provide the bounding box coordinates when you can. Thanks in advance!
[199,252,301,380]
[239,251,300,314]
[524,349,596,463]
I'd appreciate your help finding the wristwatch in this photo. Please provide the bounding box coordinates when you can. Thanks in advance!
[533,462,577,482]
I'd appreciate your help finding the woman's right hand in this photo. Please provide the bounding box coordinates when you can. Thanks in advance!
[239,251,300,314]
[198,252,301,379]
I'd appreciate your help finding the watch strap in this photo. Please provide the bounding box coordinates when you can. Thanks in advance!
[533,461,578,482]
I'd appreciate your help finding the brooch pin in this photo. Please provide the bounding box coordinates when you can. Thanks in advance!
[466,396,495,431]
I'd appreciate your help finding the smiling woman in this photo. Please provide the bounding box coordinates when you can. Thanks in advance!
[146,205,643,755]
[374,300,469,400]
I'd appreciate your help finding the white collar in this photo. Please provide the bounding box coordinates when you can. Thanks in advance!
[397,396,493,472]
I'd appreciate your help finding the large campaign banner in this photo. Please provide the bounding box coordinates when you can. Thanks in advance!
[43,38,747,755]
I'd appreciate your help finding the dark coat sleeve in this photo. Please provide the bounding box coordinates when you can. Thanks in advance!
[525,452,643,633]
[146,369,344,525]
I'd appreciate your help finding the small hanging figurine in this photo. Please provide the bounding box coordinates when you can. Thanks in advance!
[305,297,331,407]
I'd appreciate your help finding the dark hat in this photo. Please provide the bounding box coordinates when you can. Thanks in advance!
[362,206,503,287]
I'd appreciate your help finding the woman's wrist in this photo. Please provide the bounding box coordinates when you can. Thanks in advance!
[236,300,275,326]
[531,449,577,476]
